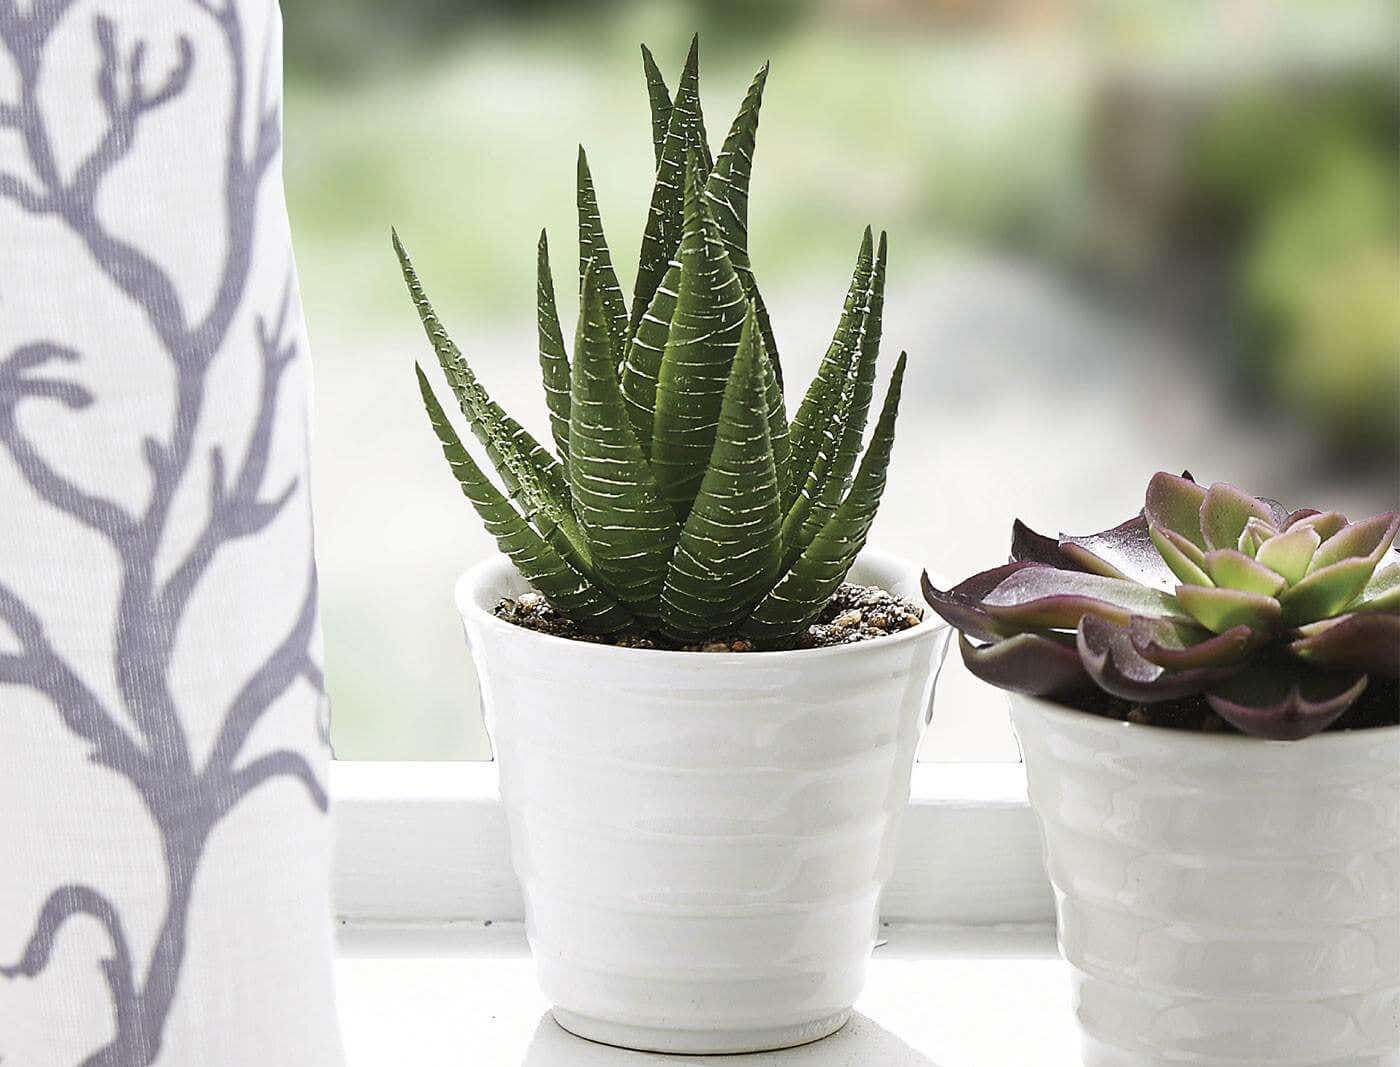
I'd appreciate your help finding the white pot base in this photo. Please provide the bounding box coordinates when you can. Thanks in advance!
[459,548,951,1049]
[551,1007,852,1054]
[1081,1032,1400,1067]
[1011,694,1400,1067]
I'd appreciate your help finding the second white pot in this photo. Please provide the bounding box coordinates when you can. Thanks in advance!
[1011,693,1400,1067]
[457,548,951,1054]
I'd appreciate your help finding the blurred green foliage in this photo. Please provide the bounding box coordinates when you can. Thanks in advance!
[1190,73,1399,449]
[282,0,808,80]
[282,0,567,78]
[282,5,1081,333]
[282,0,1396,452]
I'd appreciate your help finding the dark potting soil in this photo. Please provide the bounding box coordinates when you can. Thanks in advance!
[1064,678,1400,736]
[491,583,925,652]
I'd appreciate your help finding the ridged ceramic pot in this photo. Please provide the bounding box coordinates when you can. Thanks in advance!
[1010,694,1400,1067]
[457,548,951,1054]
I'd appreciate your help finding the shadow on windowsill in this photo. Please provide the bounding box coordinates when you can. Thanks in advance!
[520,1011,941,1065]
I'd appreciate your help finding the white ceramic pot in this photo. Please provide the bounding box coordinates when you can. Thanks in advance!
[456,548,951,1054]
[1010,694,1400,1067]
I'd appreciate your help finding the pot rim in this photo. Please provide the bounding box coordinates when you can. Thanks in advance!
[1010,691,1400,749]
[455,545,950,666]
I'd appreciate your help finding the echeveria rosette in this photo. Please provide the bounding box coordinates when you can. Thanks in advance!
[924,472,1400,740]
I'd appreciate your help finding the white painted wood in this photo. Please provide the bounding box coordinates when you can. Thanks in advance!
[331,762,1053,926]
[335,921,1074,1067]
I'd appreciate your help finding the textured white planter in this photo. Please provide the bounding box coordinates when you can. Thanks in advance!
[1010,694,1400,1067]
[456,548,951,1054]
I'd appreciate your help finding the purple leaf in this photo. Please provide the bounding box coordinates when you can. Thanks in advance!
[957,632,1092,698]
[1289,613,1400,677]
[922,563,1043,643]
[1254,525,1321,586]
[1280,556,1383,626]
[1308,512,1399,574]
[1203,549,1287,597]
[1077,614,1240,703]
[982,568,1186,629]
[1144,472,1207,548]
[1206,663,1370,740]
[1176,584,1283,634]
[1200,482,1276,552]
[1129,615,1262,670]
[1010,519,1079,569]
[1059,514,1178,590]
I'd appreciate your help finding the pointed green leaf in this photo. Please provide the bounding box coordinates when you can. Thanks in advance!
[660,309,782,640]
[536,229,571,468]
[793,230,888,551]
[1150,524,1214,586]
[415,366,631,633]
[1308,512,1399,574]
[649,154,749,519]
[394,231,587,571]
[703,61,782,387]
[1238,516,1275,557]
[749,288,782,390]
[1288,510,1348,541]
[640,43,672,168]
[569,270,680,624]
[1279,557,1377,625]
[742,353,907,650]
[1352,560,1400,614]
[778,363,852,561]
[703,62,766,255]
[1176,584,1283,634]
[1144,472,1208,548]
[758,332,791,504]
[620,259,679,453]
[1201,483,1275,553]
[1255,525,1321,586]
[784,228,875,514]
[576,147,630,361]
[629,35,713,341]
[1203,549,1288,597]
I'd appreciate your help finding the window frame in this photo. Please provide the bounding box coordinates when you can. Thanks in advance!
[330,761,1052,926]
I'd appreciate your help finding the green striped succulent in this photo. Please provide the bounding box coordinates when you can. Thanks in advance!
[398,38,908,650]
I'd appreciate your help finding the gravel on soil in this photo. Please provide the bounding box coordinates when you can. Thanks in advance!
[491,583,925,652]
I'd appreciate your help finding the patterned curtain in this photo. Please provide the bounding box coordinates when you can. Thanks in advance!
[0,2,342,1062]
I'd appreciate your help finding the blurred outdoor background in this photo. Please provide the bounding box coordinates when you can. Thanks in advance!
[281,0,1400,761]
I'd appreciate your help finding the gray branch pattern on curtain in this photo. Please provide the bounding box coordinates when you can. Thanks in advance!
[0,2,325,1062]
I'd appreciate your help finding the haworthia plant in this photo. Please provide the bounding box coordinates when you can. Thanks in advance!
[400,39,911,649]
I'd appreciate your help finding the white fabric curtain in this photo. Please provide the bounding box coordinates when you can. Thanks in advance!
[0,2,342,1062]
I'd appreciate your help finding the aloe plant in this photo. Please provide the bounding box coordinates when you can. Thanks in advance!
[924,472,1400,739]
[398,38,908,650]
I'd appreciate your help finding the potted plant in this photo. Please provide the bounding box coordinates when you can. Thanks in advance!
[925,471,1399,1067]
[396,39,951,1054]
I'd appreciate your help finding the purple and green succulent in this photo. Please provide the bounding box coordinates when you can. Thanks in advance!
[923,472,1399,740]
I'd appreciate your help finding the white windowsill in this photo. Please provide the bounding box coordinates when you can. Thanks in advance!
[330,761,1053,926]
[331,761,1064,1063]
[335,921,1074,1066]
